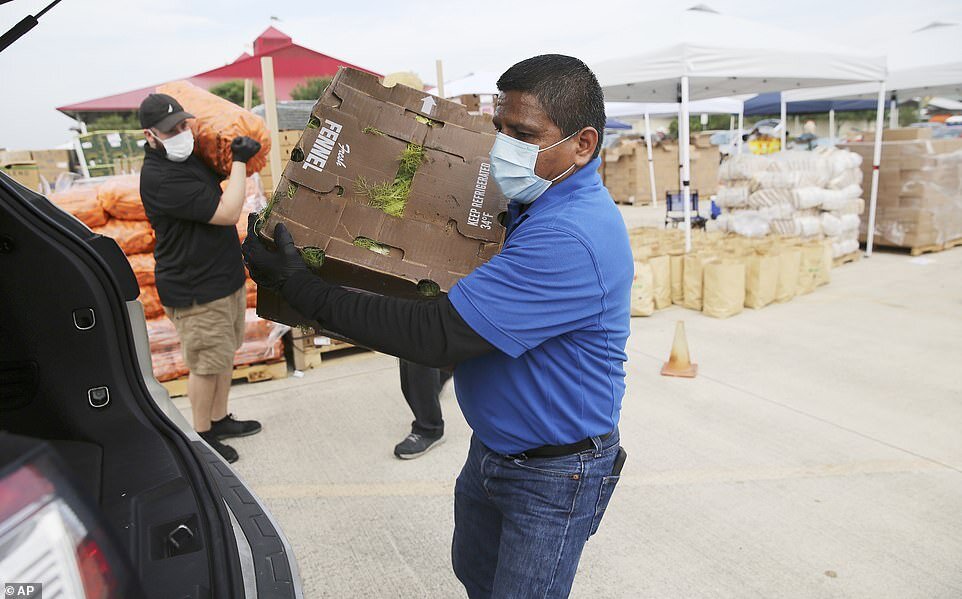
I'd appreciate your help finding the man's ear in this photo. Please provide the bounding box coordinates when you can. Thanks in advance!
[574,127,599,166]
[143,129,156,148]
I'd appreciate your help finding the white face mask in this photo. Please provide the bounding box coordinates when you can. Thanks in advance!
[489,131,577,204]
[159,128,194,162]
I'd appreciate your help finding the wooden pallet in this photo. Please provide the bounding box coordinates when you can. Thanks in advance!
[292,340,359,371]
[833,251,861,267]
[909,237,962,256]
[161,360,288,398]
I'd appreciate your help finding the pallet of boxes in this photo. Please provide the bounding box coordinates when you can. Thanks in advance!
[840,128,962,255]
[628,228,835,319]
[601,133,720,205]
[253,68,509,343]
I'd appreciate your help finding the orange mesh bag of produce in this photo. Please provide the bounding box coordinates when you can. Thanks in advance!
[146,318,188,382]
[156,81,271,177]
[234,309,284,366]
[49,186,108,228]
[99,175,146,220]
[139,285,165,320]
[127,253,156,287]
[93,220,156,255]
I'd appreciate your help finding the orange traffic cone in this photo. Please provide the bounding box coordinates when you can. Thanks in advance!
[661,321,697,378]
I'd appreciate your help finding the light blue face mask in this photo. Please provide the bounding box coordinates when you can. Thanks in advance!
[489,131,578,204]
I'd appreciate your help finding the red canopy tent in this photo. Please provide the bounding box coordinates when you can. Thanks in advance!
[57,26,380,119]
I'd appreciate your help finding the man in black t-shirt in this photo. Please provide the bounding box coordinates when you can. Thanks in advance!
[138,93,262,463]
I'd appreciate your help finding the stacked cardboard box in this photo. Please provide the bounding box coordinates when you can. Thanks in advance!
[30,150,75,184]
[840,128,962,250]
[259,130,303,194]
[0,159,41,192]
[602,136,720,205]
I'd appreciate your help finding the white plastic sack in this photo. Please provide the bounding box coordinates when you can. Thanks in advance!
[840,213,860,232]
[821,212,843,237]
[795,215,822,237]
[716,185,750,208]
[731,212,771,238]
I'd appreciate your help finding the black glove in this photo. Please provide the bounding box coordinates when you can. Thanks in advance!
[241,214,308,292]
[231,136,262,163]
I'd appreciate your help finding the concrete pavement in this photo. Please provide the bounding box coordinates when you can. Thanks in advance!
[177,243,962,598]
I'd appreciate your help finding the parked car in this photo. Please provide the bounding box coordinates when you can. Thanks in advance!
[0,172,303,598]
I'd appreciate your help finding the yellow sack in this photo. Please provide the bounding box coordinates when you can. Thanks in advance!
[630,261,654,317]
[744,254,779,309]
[775,249,801,302]
[817,240,832,287]
[683,253,716,311]
[669,254,685,305]
[650,255,671,309]
[797,243,824,295]
[703,260,746,319]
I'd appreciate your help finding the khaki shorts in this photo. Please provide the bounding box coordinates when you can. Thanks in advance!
[164,287,245,376]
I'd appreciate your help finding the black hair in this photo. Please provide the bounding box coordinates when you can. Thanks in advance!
[497,54,606,159]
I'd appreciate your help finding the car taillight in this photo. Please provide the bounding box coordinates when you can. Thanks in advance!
[0,465,118,598]
[77,538,115,599]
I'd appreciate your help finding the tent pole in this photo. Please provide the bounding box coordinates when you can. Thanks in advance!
[888,95,898,129]
[780,95,787,152]
[729,114,735,155]
[737,106,744,154]
[679,76,692,252]
[644,111,657,208]
[829,108,835,146]
[867,82,886,257]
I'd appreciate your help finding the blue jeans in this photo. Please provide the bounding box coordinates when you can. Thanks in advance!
[452,430,622,598]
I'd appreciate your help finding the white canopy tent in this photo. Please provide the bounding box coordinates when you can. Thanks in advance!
[604,97,748,207]
[782,21,962,255]
[593,4,887,251]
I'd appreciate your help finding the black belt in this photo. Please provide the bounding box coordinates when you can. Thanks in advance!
[506,431,614,460]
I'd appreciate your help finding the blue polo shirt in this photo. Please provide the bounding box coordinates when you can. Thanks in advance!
[448,157,632,455]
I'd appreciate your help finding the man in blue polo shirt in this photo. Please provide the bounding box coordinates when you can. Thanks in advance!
[242,54,632,598]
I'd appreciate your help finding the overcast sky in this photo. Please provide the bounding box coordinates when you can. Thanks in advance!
[1,0,961,149]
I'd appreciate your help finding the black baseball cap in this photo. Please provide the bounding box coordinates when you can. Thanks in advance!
[138,93,194,132]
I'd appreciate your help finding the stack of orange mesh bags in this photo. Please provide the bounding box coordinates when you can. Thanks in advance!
[48,174,282,382]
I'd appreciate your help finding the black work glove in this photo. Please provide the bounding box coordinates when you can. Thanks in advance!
[241,214,307,292]
[231,136,262,163]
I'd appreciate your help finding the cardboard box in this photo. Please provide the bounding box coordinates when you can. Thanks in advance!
[30,149,74,184]
[0,150,33,163]
[257,68,508,326]
[0,161,41,192]
[602,139,719,204]
[862,127,932,142]
[259,130,302,193]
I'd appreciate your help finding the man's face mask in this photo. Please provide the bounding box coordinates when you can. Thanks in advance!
[489,131,577,204]
[157,128,194,163]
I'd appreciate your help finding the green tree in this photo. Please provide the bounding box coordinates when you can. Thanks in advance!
[290,77,333,101]
[87,113,141,131]
[209,79,261,106]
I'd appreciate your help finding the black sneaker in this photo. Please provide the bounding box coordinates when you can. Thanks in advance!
[394,433,444,460]
[209,414,262,440]
[199,431,239,463]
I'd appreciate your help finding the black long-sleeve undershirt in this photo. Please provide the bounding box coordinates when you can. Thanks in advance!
[281,271,494,368]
